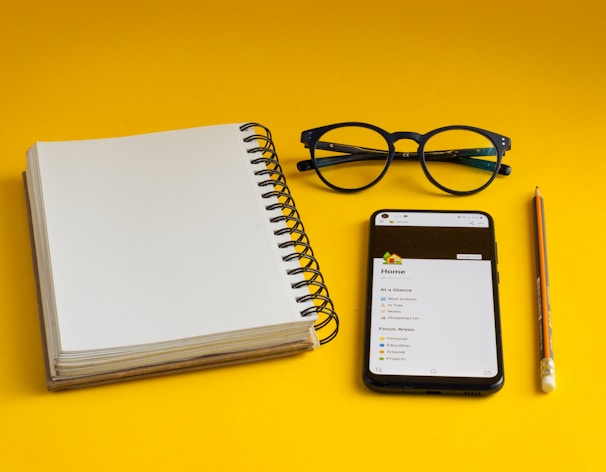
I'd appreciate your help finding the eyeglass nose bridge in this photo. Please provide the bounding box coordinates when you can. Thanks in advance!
[390,131,423,145]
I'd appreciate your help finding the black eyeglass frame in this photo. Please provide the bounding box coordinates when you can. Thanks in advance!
[298,122,512,196]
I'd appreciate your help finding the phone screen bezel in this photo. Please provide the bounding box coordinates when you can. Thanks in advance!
[363,209,504,395]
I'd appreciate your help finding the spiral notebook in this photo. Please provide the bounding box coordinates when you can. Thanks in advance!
[24,123,338,390]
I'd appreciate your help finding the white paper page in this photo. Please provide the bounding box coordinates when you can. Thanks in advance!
[35,124,311,351]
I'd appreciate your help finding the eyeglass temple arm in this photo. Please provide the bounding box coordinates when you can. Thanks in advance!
[297,142,512,176]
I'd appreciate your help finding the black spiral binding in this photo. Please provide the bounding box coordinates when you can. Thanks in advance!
[240,123,339,345]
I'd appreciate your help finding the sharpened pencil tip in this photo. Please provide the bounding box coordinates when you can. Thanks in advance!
[535,186,541,197]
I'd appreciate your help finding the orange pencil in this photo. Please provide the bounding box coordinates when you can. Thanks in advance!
[533,187,556,392]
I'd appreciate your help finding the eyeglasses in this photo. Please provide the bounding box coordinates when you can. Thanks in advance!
[297,122,512,195]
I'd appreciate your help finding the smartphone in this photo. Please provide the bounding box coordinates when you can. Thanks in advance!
[363,210,504,395]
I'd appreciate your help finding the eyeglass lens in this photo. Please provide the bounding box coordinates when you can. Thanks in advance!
[312,125,499,193]
[422,129,498,193]
[312,125,390,190]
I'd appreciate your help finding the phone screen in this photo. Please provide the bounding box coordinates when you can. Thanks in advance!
[364,210,504,394]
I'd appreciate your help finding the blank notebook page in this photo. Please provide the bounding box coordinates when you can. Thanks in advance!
[33,124,309,352]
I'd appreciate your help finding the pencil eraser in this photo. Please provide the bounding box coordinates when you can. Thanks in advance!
[541,375,556,393]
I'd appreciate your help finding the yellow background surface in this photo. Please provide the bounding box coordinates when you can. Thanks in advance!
[1,1,605,470]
